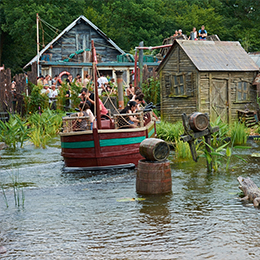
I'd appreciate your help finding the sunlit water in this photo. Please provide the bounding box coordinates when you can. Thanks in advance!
[1,138,260,259]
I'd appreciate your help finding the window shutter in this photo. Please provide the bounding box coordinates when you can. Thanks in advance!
[185,72,193,97]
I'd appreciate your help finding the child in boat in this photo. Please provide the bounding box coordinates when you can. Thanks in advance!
[119,101,139,128]
[77,102,95,130]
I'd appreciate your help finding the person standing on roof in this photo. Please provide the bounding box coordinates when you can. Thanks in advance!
[189,27,198,40]
[199,25,207,40]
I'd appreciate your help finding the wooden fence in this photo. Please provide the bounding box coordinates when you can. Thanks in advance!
[0,62,37,115]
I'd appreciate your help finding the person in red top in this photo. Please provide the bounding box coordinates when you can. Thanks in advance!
[99,98,108,117]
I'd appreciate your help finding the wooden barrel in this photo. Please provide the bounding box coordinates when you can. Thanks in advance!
[189,112,209,131]
[136,160,172,194]
[139,138,170,161]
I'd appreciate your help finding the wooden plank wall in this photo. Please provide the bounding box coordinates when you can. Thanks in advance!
[199,71,258,123]
[160,45,198,122]
[46,21,121,63]
[0,62,37,114]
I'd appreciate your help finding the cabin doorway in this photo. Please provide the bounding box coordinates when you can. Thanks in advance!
[210,79,228,123]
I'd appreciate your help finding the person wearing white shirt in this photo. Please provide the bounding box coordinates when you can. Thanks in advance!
[49,85,58,109]
[97,73,108,95]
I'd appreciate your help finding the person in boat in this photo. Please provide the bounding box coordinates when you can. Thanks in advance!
[79,88,108,118]
[119,101,139,128]
[79,88,94,114]
[77,102,95,130]
[126,83,135,100]
[130,92,144,111]
[97,73,108,96]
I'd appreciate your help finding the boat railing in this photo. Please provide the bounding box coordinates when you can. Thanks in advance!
[113,112,145,129]
[62,115,91,133]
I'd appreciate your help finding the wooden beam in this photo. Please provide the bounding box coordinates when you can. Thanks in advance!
[180,126,219,142]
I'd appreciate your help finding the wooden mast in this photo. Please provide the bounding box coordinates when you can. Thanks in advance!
[36,13,40,77]
[91,40,101,129]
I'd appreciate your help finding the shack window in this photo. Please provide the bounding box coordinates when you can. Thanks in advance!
[236,82,250,101]
[171,75,185,96]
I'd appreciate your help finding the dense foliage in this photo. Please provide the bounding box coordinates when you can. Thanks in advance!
[1,0,260,74]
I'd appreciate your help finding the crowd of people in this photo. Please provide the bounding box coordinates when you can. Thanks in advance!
[172,25,208,40]
[36,72,146,128]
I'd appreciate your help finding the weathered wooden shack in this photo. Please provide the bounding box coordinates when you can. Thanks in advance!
[156,40,259,123]
[24,15,158,85]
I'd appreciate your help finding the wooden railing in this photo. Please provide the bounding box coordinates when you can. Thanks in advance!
[62,115,91,133]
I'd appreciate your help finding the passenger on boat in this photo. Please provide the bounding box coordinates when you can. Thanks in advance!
[126,83,135,100]
[77,102,95,130]
[119,101,139,128]
[97,73,108,95]
[130,93,144,110]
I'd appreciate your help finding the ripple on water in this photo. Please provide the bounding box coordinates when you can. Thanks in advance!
[1,141,260,259]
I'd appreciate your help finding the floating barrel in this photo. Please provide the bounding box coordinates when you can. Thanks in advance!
[189,112,209,131]
[139,138,170,161]
[136,160,172,194]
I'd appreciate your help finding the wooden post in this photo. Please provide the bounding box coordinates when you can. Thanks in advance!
[91,40,101,129]
[138,41,143,89]
[115,70,124,109]
[181,112,219,172]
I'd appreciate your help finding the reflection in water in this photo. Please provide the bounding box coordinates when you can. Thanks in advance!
[1,141,260,258]
[139,194,172,226]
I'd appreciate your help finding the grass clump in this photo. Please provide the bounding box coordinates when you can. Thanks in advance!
[229,121,249,146]
[156,121,184,143]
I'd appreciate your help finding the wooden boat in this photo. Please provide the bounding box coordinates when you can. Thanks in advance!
[60,111,156,170]
[60,40,156,170]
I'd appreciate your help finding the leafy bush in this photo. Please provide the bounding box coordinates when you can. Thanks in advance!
[23,83,49,114]
[142,77,160,105]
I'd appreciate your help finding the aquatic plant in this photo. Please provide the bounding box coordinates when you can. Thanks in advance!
[174,137,192,160]
[210,116,229,147]
[229,121,249,146]
[0,183,8,207]
[199,140,229,172]
[0,114,29,149]
[1,169,25,208]
[28,109,65,148]
[156,121,184,143]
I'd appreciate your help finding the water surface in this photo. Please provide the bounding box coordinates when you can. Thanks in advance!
[1,139,260,259]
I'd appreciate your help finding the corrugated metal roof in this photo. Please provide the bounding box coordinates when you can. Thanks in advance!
[248,53,260,68]
[157,40,259,72]
[179,40,259,71]
[23,15,125,69]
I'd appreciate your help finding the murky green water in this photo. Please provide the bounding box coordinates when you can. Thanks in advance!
[1,138,260,259]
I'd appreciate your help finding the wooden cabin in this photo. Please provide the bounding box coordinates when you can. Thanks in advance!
[24,15,158,85]
[156,40,259,123]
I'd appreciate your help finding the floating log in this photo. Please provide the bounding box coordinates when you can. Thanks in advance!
[136,160,172,194]
[139,138,170,161]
